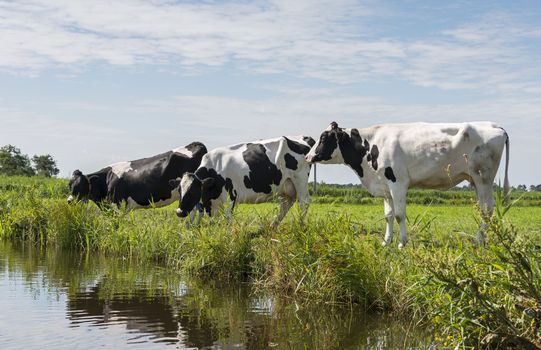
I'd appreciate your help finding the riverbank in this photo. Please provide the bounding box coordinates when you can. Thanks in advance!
[1,176,540,348]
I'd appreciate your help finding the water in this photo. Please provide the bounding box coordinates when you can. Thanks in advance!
[0,242,433,349]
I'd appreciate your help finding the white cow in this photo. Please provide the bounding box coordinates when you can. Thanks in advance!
[171,136,315,226]
[305,122,509,248]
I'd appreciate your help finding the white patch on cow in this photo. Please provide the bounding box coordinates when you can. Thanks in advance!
[172,146,193,158]
[305,139,319,161]
[110,161,133,177]
[180,173,196,199]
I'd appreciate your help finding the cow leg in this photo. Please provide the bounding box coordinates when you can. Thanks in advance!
[270,178,297,227]
[469,145,499,245]
[382,197,394,246]
[292,178,310,221]
[473,182,495,245]
[186,208,201,229]
[389,185,408,249]
[271,196,295,228]
[225,199,236,223]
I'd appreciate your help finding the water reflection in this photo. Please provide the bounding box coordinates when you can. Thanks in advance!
[0,241,433,349]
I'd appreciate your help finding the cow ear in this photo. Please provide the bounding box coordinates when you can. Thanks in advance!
[73,169,83,177]
[168,178,181,190]
[202,178,215,189]
[330,121,339,130]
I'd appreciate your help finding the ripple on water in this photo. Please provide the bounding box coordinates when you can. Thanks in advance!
[0,242,434,349]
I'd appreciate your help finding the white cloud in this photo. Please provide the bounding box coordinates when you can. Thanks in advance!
[405,12,541,93]
[1,1,540,95]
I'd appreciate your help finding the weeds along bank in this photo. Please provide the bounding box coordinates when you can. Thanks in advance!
[1,176,540,348]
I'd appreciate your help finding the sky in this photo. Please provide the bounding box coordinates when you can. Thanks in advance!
[1,0,540,186]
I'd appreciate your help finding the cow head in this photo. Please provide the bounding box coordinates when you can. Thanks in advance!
[68,170,106,203]
[68,170,90,203]
[305,122,347,163]
[172,173,215,218]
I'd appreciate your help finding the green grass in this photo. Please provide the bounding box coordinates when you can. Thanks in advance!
[1,175,540,348]
[311,182,541,206]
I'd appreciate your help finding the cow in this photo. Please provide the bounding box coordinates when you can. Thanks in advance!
[170,136,315,226]
[305,122,509,248]
[68,142,207,210]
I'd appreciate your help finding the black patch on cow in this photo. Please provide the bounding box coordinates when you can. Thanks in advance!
[312,130,338,162]
[242,143,282,194]
[284,153,298,170]
[195,167,226,215]
[303,136,316,147]
[185,141,208,156]
[115,142,208,207]
[337,128,369,178]
[367,144,379,170]
[225,178,237,202]
[225,177,237,211]
[283,137,311,155]
[90,171,109,202]
[384,167,397,182]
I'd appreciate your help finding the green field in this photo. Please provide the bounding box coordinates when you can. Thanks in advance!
[1,175,540,348]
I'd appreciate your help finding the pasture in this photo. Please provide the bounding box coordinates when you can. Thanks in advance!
[1,175,540,348]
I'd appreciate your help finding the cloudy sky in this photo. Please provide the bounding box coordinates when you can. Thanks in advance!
[1,0,540,185]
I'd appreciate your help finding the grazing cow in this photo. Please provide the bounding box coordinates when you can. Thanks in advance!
[305,122,509,248]
[68,142,207,210]
[171,136,315,226]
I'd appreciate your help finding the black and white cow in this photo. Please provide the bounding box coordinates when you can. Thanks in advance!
[171,136,315,226]
[68,142,207,210]
[305,122,509,248]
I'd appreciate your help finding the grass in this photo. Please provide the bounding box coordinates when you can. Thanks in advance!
[1,175,540,348]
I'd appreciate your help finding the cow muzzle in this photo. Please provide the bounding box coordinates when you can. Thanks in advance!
[176,208,188,218]
[304,154,315,163]
[67,195,74,204]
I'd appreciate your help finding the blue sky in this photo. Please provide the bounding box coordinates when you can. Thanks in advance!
[1,0,540,185]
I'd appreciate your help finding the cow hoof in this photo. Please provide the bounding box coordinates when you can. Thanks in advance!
[398,242,406,249]
[381,240,390,247]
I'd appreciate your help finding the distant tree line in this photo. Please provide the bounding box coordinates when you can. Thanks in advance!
[0,145,59,177]
[311,182,541,192]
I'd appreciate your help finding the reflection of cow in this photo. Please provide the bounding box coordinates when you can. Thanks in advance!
[306,122,510,248]
[67,283,219,348]
[172,136,315,226]
[67,142,207,209]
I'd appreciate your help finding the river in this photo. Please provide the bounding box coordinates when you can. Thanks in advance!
[0,241,433,349]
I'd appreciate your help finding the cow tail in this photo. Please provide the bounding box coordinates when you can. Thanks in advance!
[503,132,510,202]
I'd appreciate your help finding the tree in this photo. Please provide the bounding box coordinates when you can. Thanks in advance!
[0,145,35,176]
[530,184,541,192]
[32,154,59,177]
[516,184,527,191]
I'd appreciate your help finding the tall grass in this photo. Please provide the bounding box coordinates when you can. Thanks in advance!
[1,176,540,347]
